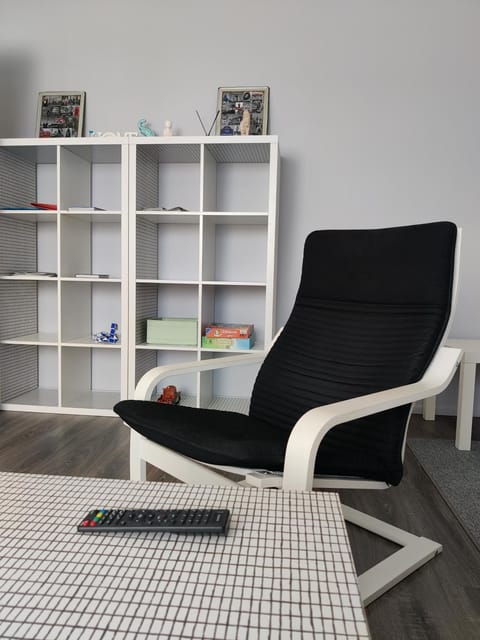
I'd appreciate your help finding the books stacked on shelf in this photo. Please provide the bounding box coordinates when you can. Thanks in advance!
[201,323,255,349]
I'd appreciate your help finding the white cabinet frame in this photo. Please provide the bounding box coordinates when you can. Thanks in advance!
[0,136,279,416]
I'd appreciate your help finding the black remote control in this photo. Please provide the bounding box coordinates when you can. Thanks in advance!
[77,508,230,534]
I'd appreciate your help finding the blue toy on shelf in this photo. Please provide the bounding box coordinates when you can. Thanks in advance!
[94,322,119,344]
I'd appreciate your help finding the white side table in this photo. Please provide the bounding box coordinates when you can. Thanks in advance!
[422,339,480,450]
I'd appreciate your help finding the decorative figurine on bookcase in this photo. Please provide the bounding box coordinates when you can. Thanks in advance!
[94,322,119,344]
[163,120,173,136]
[137,118,156,136]
[240,109,251,136]
[157,385,181,405]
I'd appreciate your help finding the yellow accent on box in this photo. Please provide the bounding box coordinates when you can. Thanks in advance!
[146,318,198,346]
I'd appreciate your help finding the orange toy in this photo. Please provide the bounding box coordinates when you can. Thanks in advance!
[157,385,181,405]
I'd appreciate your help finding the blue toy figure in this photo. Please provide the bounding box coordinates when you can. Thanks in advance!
[94,322,119,344]
[137,118,156,136]
[108,322,118,343]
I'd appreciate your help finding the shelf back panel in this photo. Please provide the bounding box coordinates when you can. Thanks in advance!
[0,344,38,403]
[0,148,36,209]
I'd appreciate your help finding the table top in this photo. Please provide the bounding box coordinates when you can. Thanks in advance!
[446,338,480,362]
[0,472,369,640]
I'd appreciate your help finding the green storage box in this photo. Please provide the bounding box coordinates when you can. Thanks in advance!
[146,317,198,346]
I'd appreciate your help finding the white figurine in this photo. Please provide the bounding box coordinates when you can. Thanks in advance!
[163,120,173,136]
[240,109,251,136]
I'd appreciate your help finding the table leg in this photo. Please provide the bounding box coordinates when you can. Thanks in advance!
[455,361,476,451]
[422,396,436,421]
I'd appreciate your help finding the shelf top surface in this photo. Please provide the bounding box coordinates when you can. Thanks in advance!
[0,135,278,164]
[0,134,278,146]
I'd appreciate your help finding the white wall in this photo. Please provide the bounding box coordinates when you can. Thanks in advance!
[1,0,480,415]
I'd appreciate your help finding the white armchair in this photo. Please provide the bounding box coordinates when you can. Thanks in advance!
[116,222,461,604]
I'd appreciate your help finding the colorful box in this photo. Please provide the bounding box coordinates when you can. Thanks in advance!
[204,322,254,338]
[201,335,255,350]
[146,318,197,346]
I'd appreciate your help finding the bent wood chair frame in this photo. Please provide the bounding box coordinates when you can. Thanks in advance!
[125,225,462,606]
[129,344,461,605]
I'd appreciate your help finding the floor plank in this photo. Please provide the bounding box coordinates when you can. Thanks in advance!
[0,409,479,639]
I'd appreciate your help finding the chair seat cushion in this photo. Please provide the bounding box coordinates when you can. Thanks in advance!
[114,400,289,469]
[114,399,407,483]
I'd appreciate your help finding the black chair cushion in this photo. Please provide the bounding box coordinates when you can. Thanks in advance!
[249,222,456,484]
[114,399,412,482]
[114,400,289,469]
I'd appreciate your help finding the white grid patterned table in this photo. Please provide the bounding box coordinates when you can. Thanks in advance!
[0,472,369,640]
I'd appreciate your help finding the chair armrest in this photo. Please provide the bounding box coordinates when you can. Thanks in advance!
[282,346,462,490]
[134,353,266,400]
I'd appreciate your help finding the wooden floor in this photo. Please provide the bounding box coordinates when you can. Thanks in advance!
[0,409,479,640]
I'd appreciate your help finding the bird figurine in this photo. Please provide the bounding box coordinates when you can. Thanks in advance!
[137,118,156,136]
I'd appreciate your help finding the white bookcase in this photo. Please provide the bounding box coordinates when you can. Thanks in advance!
[129,136,279,410]
[0,135,279,415]
[0,138,129,415]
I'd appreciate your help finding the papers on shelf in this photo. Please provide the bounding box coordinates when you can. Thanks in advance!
[139,206,188,212]
[68,207,106,212]
[8,271,57,277]
[74,274,109,278]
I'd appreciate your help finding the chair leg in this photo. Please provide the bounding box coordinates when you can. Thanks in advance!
[130,430,147,481]
[342,504,442,605]
[129,430,238,486]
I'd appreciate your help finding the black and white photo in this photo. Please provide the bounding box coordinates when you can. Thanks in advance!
[36,91,85,138]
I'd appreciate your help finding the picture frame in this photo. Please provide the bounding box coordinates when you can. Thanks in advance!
[36,91,85,138]
[216,86,269,136]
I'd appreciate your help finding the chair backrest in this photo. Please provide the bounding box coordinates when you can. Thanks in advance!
[249,222,458,485]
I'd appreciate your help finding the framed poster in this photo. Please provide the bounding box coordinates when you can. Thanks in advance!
[36,91,85,138]
[216,86,269,136]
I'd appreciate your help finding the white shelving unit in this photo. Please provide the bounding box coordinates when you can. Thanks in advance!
[0,135,279,416]
[0,138,129,415]
[129,136,279,410]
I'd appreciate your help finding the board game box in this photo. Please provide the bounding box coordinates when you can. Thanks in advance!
[201,335,255,350]
[204,323,254,338]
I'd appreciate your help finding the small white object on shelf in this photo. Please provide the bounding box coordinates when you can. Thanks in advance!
[68,207,106,212]
[75,274,109,279]
[163,120,173,136]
